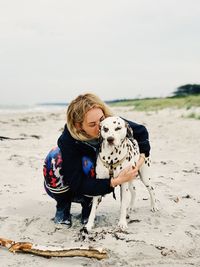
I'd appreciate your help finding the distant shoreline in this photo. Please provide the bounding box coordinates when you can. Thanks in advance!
[0,95,199,116]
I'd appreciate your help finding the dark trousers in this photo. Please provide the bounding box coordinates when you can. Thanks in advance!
[44,183,92,216]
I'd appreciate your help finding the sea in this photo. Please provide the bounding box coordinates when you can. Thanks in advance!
[0,103,68,114]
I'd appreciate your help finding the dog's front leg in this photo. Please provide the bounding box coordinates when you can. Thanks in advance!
[85,196,100,232]
[118,183,131,229]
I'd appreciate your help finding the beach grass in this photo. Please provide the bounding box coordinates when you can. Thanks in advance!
[108,95,200,112]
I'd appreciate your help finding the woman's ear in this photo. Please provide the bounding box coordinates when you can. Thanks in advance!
[75,122,82,131]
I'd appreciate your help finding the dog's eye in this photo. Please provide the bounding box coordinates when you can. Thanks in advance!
[103,126,109,132]
[115,127,122,131]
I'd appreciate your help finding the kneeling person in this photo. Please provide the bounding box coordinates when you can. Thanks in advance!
[43,147,93,227]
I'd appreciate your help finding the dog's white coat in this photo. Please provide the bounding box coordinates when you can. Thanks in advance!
[85,116,158,231]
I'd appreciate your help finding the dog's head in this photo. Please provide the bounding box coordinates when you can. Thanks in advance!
[100,116,132,146]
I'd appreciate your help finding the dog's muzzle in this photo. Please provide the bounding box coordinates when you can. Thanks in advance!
[107,136,114,145]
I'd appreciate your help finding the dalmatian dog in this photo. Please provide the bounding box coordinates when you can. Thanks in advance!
[85,116,158,232]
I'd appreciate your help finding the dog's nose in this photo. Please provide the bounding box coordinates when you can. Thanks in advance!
[107,136,114,144]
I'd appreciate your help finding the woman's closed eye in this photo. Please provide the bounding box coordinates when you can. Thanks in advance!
[88,116,105,128]
[88,122,98,128]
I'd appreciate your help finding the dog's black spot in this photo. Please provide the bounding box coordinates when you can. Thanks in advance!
[119,151,121,154]
[126,156,131,161]
[115,127,122,131]
[114,157,118,161]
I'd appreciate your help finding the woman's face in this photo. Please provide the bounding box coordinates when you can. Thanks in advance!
[81,107,105,138]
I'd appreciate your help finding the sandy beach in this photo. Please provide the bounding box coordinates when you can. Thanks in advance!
[0,106,200,267]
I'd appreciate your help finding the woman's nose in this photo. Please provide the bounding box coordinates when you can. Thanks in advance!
[95,124,100,131]
[96,121,101,128]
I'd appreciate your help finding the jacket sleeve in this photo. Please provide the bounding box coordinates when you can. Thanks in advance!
[79,177,113,196]
[126,119,151,157]
[57,134,113,196]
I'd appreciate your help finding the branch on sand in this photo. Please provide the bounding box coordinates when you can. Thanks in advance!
[0,237,108,260]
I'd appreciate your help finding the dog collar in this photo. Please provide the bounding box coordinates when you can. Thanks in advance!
[99,151,129,178]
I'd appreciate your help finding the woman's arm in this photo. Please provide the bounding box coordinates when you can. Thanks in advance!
[82,165,138,194]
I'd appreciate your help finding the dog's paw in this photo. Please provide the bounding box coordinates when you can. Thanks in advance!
[80,226,89,234]
[84,223,93,233]
[151,203,159,212]
[118,220,128,230]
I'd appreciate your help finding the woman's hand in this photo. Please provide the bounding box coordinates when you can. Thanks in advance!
[110,165,138,188]
[110,154,146,188]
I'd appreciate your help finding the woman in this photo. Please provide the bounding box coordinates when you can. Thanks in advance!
[43,93,150,227]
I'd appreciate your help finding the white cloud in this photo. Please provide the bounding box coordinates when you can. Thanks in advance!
[0,0,200,105]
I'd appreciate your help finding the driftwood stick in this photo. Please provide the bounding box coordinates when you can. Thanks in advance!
[0,135,40,141]
[0,238,14,248]
[0,136,26,141]
[0,237,108,260]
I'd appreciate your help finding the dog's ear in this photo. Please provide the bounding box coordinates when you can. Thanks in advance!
[98,124,103,144]
[98,134,103,144]
[125,121,134,140]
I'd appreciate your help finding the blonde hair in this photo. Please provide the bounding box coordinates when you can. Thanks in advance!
[67,93,113,141]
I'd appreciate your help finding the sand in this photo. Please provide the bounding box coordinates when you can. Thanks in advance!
[0,106,199,267]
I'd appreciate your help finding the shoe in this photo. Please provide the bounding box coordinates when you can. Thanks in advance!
[62,217,72,227]
[81,217,89,225]
[54,209,72,227]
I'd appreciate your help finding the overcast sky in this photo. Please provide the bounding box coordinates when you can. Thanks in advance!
[0,0,200,105]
